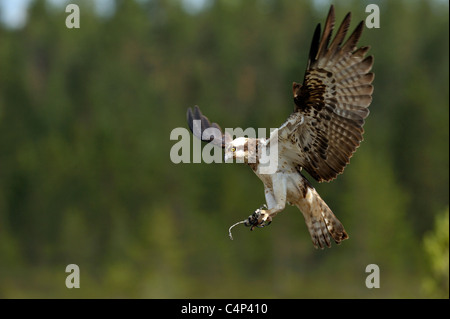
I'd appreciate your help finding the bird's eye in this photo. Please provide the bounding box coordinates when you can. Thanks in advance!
[231,147,236,152]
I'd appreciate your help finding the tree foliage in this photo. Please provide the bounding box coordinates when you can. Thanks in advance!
[0,0,448,298]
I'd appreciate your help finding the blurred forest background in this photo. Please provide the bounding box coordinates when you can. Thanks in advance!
[0,0,448,298]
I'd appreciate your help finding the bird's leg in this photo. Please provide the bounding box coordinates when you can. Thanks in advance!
[245,175,287,231]
[228,175,287,239]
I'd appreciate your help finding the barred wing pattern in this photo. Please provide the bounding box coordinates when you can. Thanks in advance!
[284,5,374,182]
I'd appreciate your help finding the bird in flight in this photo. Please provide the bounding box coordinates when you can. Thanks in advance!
[186,5,374,249]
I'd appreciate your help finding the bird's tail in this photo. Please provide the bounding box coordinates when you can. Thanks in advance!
[296,186,348,249]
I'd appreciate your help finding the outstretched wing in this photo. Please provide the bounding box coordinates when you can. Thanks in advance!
[187,105,227,148]
[280,5,374,182]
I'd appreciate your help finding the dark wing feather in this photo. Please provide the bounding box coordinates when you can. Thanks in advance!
[281,5,374,182]
[187,105,226,148]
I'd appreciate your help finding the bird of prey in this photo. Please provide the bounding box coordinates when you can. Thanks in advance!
[186,5,374,249]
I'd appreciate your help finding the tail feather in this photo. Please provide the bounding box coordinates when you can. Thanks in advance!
[297,186,348,249]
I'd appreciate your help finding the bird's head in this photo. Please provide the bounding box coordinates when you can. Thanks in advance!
[224,137,258,164]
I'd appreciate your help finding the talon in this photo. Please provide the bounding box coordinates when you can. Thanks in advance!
[259,215,272,228]
[258,220,272,228]
[244,209,261,228]
[244,208,272,230]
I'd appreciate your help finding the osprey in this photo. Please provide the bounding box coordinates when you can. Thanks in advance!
[186,6,374,249]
